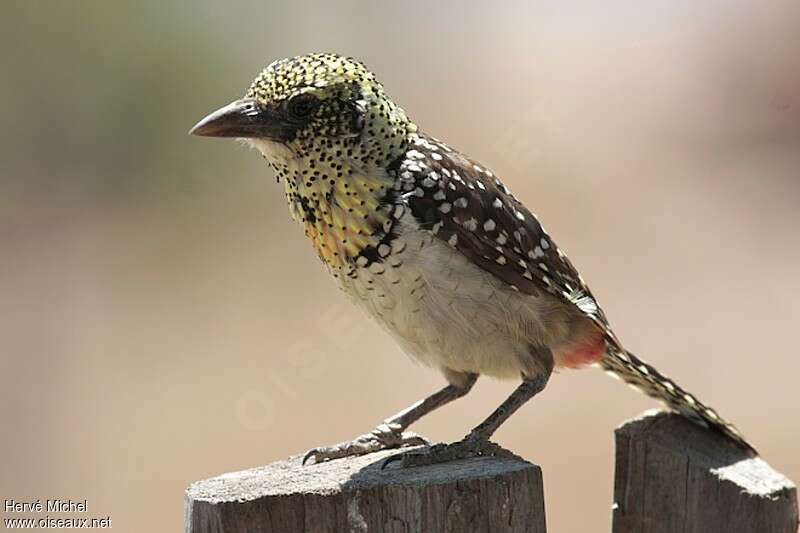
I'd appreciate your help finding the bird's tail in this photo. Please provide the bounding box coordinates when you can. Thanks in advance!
[600,343,756,454]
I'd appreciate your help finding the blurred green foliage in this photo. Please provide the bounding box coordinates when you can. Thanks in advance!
[0,2,260,204]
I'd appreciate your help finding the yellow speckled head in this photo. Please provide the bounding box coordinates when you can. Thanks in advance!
[191,53,418,271]
[247,53,379,105]
[237,53,416,168]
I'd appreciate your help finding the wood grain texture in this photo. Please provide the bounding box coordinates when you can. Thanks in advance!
[613,410,798,533]
[185,446,545,533]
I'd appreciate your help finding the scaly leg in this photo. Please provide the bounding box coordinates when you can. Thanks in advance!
[302,372,477,465]
[383,350,553,469]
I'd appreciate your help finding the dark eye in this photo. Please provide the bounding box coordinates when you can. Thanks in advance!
[288,93,319,119]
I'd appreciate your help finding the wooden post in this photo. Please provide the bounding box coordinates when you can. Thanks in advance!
[185,446,546,533]
[613,409,798,533]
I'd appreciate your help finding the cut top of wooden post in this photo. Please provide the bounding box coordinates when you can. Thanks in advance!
[613,409,798,533]
[186,446,546,533]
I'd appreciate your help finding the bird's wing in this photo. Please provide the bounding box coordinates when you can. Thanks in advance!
[395,135,756,452]
[396,134,615,340]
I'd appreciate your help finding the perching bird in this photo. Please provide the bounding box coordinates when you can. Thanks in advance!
[190,53,755,466]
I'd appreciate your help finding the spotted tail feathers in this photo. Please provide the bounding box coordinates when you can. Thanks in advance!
[600,344,756,454]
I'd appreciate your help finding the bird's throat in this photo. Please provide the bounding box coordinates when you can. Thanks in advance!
[290,163,394,269]
[257,146,396,269]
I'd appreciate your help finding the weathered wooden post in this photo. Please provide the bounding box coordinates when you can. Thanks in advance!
[613,410,798,533]
[185,446,546,533]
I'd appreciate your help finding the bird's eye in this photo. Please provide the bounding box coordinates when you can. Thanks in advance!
[288,94,320,119]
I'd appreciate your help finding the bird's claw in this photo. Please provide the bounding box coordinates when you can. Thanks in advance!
[381,435,516,470]
[302,423,428,465]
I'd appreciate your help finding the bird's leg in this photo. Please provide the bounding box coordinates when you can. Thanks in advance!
[383,351,553,469]
[302,372,477,465]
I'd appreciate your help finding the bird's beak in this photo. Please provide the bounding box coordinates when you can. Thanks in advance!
[189,98,287,139]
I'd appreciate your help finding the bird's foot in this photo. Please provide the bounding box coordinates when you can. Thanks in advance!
[381,433,518,469]
[302,423,428,465]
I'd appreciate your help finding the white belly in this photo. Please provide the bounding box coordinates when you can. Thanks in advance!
[334,215,585,379]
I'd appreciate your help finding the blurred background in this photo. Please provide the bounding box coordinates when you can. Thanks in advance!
[1,1,798,531]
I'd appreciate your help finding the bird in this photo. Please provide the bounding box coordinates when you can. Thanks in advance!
[190,52,755,467]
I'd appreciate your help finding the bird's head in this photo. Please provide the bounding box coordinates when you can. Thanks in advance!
[190,53,415,171]
[191,54,419,268]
